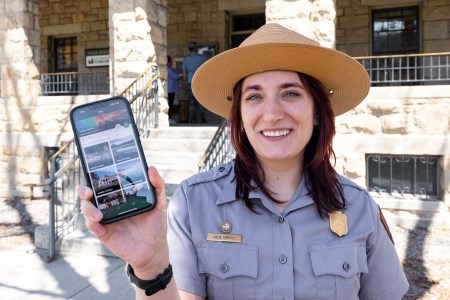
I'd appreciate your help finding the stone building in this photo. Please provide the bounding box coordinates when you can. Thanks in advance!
[0,0,449,214]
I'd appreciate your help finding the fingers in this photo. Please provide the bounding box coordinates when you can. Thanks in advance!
[148,166,166,198]
[77,185,105,236]
[77,185,93,200]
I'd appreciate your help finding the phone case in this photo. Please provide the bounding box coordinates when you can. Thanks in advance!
[70,96,156,224]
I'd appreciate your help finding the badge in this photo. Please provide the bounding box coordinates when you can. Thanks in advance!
[328,211,348,237]
[207,233,242,243]
[220,220,232,233]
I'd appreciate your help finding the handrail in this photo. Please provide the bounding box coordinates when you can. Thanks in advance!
[40,71,109,95]
[353,52,450,60]
[198,120,235,172]
[355,52,450,85]
[46,63,159,261]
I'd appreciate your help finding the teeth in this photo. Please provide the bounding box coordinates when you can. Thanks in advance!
[262,130,290,137]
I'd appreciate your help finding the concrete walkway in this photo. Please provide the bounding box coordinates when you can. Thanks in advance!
[0,245,134,300]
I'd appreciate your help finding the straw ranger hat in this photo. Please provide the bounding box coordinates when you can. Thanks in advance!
[191,22,370,118]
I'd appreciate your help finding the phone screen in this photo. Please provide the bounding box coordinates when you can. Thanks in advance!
[70,97,156,223]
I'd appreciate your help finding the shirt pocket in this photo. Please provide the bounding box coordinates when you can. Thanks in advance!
[309,242,368,300]
[197,242,258,300]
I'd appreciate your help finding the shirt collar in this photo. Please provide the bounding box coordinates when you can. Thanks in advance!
[216,164,314,212]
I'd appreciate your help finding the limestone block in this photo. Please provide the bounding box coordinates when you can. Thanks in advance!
[423,39,450,53]
[267,0,311,19]
[412,104,450,135]
[336,113,381,134]
[380,114,407,134]
[423,6,450,21]
[342,153,366,180]
[366,98,402,115]
[423,21,449,40]
[346,27,369,44]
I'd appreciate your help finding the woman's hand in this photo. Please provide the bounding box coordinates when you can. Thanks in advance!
[78,166,169,278]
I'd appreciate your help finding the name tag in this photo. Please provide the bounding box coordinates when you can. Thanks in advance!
[207,233,242,243]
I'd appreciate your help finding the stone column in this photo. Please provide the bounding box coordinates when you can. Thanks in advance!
[265,0,336,48]
[0,0,41,98]
[108,0,168,127]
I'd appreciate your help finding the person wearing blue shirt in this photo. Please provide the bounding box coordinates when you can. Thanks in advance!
[167,56,181,125]
[182,42,209,123]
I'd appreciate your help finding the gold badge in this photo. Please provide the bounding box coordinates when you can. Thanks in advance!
[220,220,232,234]
[328,211,348,237]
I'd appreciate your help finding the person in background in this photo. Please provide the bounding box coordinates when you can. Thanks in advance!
[182,41,209,123]
[78,23,409,299]
[167,56,182,125]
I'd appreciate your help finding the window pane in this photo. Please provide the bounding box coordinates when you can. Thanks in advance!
[367,154,439,199]
[415,157,438,196]
[232,13,265,31]
[54,37,77,72]
[372,6,419,55]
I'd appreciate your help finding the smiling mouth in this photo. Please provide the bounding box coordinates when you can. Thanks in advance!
[262,129,291,137]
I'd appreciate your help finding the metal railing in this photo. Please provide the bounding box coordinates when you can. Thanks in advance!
[47,141,83,260]
[355,52,450,86]
[46,64,159,261]
[120,64,160,137]
[198,120,235,172]
[40,71,109,95]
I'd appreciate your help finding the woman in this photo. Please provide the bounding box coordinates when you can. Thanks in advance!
[79,23,409,299]
[167,56,181,125]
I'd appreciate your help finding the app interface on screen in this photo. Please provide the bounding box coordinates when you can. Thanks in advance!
[74,100,154,218]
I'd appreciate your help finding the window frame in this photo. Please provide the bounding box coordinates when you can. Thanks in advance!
[371,6,420,55]
[366,154,440,200]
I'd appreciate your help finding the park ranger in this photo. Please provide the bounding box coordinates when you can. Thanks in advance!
[79,23,409,299]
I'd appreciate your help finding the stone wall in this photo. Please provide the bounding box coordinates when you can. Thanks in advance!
[266,0,336,48]
[167,0,225,59]
[0,0,41,98]
[334,85,450,205]
[336,0,450,56]
[39,0,109,74]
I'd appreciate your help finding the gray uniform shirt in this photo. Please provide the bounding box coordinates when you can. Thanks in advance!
[167,162,409,299]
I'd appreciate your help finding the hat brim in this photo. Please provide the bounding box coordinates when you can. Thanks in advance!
[192,43,370,118]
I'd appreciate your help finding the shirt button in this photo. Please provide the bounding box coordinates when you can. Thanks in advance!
[278,255,287,264]
[218,166,225,172]
[278,216,285,223]
[343,262,350,271]
[220,263,229,273]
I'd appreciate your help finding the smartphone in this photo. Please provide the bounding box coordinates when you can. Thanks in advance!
[70,96,156,224]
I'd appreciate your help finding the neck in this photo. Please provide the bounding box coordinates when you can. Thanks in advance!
[260,158,304,204]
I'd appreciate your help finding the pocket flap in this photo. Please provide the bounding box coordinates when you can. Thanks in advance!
[309,242,368,278]
[197,243,258,280]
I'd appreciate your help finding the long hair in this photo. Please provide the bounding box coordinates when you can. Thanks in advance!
[229,72,345,217]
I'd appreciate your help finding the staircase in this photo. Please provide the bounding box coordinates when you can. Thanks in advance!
[143,126,218,197]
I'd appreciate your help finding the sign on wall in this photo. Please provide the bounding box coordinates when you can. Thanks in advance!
[85,48,110,67]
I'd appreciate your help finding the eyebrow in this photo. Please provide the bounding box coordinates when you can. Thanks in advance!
[242,82,305,93]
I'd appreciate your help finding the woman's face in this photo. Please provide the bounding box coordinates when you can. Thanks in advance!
[240,70,316,166]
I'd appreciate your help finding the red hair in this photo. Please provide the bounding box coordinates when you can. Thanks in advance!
[230,72,345,217]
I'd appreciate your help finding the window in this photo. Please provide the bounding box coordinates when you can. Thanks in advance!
[230,12,265,48]
[54,37,78,72]
[372,6,419,55]
[367,154,439,200]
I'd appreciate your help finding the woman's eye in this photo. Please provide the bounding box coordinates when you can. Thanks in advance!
[284,91,300,97]
[245,94,261,101]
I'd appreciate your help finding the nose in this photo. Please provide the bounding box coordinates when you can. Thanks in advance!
[262,96,284,121]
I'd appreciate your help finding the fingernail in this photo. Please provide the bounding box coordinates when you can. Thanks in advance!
[79,185,88,197]
[95,226,105,237]
[94,210,103,221]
